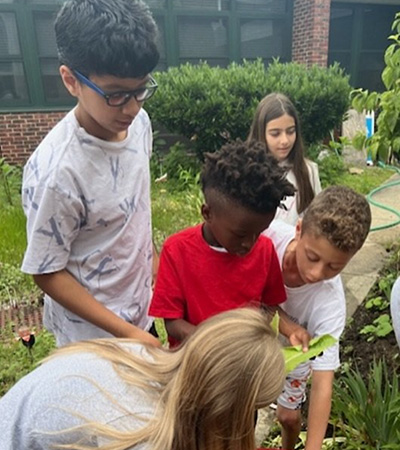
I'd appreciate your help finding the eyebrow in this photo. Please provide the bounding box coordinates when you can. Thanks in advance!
[101,76,150,91]
[268,125,296,132]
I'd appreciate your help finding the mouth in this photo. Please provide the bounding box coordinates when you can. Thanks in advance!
[116,120,133,129]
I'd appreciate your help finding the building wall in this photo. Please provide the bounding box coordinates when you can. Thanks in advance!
[292,0,331,66]
[0,111,67,165]
[1,0,334,165]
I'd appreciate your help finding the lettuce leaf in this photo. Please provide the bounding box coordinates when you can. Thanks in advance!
[283,334,337,373]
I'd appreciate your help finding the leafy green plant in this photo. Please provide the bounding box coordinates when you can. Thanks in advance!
[0,158,22,206]
[351,12,400,162]
[318,154,346,188]
[0,262,41,307]
[149,129,167,179]
[331,359,400,449]
[162,142,200,182]
[359,314,393,342]
[0,325,55,396]
[365,295,389,311]
[266,61,351,146]
[147,59,351,160]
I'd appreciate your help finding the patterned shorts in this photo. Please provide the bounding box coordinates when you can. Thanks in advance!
[277,361,312,410]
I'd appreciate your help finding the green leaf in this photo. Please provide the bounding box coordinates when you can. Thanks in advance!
[352,132,367,150]
[270,312,280,337]
[282,334,337,373]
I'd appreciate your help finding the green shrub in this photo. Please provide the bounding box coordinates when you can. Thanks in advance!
[147,60,351,160]
[266,61,351,146]
[162,142,201,181]
[147,60,268,159]
[318,154,347,188]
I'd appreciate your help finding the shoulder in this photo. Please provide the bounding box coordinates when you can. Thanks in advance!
[163,225,201,249]
[264,220,295,246]
[134,108,152,130]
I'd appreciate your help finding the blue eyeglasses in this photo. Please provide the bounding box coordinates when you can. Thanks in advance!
[73,70,158,107]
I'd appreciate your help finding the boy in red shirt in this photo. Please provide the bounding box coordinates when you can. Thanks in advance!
[150,139,310,348]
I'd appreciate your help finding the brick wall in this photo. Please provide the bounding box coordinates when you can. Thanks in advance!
[0,111,67,165]
[292,0,331,67]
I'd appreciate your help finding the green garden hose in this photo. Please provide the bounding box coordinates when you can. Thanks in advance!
[367,163,400,232]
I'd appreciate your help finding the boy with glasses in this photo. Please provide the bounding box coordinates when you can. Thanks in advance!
[21,0,160,347]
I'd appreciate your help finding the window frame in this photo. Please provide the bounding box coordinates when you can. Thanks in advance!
[0,0,293,112]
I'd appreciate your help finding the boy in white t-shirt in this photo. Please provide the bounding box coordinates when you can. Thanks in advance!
[264,186,371,450]
[21,0,160,347]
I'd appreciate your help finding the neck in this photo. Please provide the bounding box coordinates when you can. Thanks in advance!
[282,239,305,288]
[201,223,221,247]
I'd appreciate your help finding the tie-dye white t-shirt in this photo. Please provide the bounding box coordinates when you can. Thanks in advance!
[22,108,153,346]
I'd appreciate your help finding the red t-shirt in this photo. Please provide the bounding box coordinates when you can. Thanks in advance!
[149,224,286,346]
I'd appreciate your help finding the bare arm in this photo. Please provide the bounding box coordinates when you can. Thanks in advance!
[164,318,197,343]
[305,370,334,450]
[34,270,160,346]
[266,305,311,351]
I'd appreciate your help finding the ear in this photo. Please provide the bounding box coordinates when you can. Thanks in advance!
[59,65,81,98]
[201,203,212,223]
[294,218,303,241]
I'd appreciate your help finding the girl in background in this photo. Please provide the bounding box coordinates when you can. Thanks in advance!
[0,308,285,450]
[247,93,321,225]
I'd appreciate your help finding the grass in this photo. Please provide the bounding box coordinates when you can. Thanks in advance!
[334,166,395,195]
[0,325,56,397]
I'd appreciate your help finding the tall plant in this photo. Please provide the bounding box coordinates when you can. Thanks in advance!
[331,359,400,449]
[351,12,400,162]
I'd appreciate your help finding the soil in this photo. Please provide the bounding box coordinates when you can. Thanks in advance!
[339,298,400,378]
[339,242,400,379]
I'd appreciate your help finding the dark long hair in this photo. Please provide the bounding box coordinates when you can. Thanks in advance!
[247,93,315,214]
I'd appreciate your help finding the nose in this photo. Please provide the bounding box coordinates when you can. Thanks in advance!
[280,132,290,146]
[121,96,141,117]
[308,264,326,283]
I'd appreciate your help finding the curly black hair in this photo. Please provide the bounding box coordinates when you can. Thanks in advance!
[200,139,295,214]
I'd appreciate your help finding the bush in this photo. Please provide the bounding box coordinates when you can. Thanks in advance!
[147,60,351,160]
[162,142,201,181]
[266,61,351,146]
[147,60,268,159]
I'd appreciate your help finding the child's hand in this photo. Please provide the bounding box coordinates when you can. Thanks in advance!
[126,327,162,347]
[288,325,311,352]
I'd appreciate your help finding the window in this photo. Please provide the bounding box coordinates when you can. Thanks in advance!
[240,18,285,62]
[0,0,292,110]
[0,12,29,105]
[178,16,229,66]
[329,3,399,91]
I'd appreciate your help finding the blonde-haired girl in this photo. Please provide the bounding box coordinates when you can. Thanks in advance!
[0,308,284,450]
[247,93,321,225]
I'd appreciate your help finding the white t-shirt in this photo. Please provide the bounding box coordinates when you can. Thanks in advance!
[0,343,155,449]
[21,109,153,346]
[391,277,400,348]
[275,159,322,226]
[264,220,346,371]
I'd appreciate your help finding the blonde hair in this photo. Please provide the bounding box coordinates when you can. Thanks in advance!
[47,308,285,450]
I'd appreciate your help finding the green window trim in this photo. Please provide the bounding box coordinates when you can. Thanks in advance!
[0,0,293,112]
